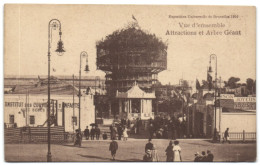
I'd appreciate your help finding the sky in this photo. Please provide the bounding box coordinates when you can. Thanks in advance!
[4,5,256,88]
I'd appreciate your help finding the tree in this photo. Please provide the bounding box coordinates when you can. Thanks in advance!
[246,78,254,94]
[253,80,256,94]
[224,77,240,89]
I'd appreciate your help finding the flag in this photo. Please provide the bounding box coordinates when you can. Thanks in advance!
[53,68,56,72]
[207,73,213,90]
[132,15,137,21]
[196,79,200,90]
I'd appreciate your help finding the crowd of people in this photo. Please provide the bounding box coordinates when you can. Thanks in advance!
[194,150,214,162]
[148,116,187,139]
[73,117,217,162]
[143,139,183,162]
[109,122,129,141]
[83,126,101,140]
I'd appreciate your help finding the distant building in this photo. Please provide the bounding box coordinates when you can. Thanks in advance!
[4,75,106,95]
[4,76,95,133]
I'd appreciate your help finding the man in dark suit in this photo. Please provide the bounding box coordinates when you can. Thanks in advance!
[145,138,153,152]
[90,126,96,140]
[84,126,90,140]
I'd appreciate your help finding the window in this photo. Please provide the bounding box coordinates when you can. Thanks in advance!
[30,116,35,125]
[9,115,14,124]
[72,116,77,126]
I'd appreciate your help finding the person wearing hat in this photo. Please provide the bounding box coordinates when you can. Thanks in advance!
[74,129,82,147]
[172,140,182,162]
[145,138,154,152]
[143,149,152,162]
[109,137,118,160]
[194,152,201,162]
[90,126,96,140]
[151,145,160,162]
[165,140,174,162]
[201,151,207,162]
[206,150,214,162]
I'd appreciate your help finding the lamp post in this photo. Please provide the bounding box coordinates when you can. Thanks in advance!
[79,51,89,131]
[47,19,65,162]
[209,54,218,141]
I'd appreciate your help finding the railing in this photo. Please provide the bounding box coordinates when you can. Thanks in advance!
[4,126,68,144]
[221,131,256,142]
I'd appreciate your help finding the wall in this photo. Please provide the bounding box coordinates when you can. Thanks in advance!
[220,112,256,133]
[4,94,95,133]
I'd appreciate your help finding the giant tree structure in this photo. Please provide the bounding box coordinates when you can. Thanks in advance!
[97,25,167,96]
[96,24,168,117]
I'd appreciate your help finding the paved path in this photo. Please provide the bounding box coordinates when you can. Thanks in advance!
[5,139,256,162]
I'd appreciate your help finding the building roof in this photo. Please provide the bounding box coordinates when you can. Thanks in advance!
[116,82,155,99]
[9,76,83,95]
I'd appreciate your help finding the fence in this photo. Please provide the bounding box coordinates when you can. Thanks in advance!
[221,130,256,142]
[4,126,68,144]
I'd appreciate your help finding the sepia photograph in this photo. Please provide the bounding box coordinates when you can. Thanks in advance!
[3,4,256,162]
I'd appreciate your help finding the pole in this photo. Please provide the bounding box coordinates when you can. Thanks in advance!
[79,51,87,131]
[210,54,217,141]
[25,89,28,126]
[73,74,75,132]
[47,19,62,162]
[47,43,51,162]
[79,56,82,131]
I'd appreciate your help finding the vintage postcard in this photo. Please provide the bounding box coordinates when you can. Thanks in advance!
[4,4,256,162]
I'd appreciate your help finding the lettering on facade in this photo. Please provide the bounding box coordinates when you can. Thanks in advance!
[234,97,256,102]
[220,94,234,99]
[234,102,256,110]
[5,102,24,107]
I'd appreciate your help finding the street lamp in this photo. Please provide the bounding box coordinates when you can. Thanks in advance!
[79,51,89,131]
[47,19,65,162]
[209,54,218,141]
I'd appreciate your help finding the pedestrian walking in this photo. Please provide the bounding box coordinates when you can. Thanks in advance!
[117,124,123,140]
[111,126,117,140]
[172,140,182,162]
[206,150,214,162]
[84,126,90,140]
[74,129,82,147]
[95,125,101,140]
[151,145,160,162]
[136,118,142,134]
[223,128,231,144]
[123,127,128,141]
[149,123,154,139]
[109,138,118,160]
[90,126,95,140]
[145,138,154,152]
[165,140,173,162]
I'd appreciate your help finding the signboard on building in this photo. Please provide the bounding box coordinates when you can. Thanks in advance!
[220,94,234,100]
[234,97,256,102]
[234,97,256,110]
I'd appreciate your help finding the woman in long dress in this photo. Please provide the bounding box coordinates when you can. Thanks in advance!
[123,127,128,141]
[172,140,182,162]
[151,145,160,162]
[165,140,173,161]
